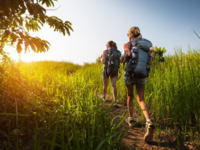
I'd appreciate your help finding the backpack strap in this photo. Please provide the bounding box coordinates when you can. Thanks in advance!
[105,50,108,63]
[103,50,108,78]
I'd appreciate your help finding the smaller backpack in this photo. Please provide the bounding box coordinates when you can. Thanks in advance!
[125,38,152,78]
[106,48,121,76]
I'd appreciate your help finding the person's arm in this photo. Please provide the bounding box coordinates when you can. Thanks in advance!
[101,50,107,64]
[120,42,131,63]
[121,42,134,77]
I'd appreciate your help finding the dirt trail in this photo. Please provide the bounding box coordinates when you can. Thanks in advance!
[103,94,192,150]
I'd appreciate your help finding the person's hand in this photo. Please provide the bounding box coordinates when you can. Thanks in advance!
[120,56,124,62]
[131,73,134,77]
[124,43,131,57]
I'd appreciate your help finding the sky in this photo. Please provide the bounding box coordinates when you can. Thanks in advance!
[5,0,200,65]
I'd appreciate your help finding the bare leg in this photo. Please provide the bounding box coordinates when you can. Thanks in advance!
[125,84,134,117]
[136,84,150,120]
[111,76,117,101]
[102,77,109,98]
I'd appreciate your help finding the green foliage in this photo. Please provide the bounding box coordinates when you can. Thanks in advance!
[154,46,167,62]
[0,0,73,55]
[1,47,200,149]
[0,61,124,150]
[145,49,200,143]
[194,30,200,39]
[109,48,200,144]
[96,56,101,64]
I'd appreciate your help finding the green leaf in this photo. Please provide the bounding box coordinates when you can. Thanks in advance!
[39,0,55,7]
[10,33,19,45]
[0,0,72,55]
[95,131,121,150]
[16,39,23,53]
[40,139,62,148]
[194,30,200,39]
[0,113,29,117]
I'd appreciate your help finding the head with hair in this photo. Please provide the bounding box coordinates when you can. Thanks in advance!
[128,26,142,41]
[106,40,118,49]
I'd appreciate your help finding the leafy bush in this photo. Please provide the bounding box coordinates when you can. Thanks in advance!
[153,46,167,62]
[96,56,101,64]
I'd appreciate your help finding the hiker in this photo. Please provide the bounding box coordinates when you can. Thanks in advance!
[101,41,121,107]
[120,26,155,142]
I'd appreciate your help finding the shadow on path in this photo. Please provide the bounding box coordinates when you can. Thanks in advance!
[102,94,191,150]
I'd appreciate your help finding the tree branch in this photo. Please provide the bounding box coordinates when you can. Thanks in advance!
[46,5,61,11]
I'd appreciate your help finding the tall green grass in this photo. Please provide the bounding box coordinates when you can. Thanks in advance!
[0,47,200,149]
[150,49,200,141]
[0,61,125,150]
[146,49,200,128]
[116,48,200,142]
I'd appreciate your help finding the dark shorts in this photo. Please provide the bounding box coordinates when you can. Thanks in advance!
[102,70,118,78]
[124,72,146,85]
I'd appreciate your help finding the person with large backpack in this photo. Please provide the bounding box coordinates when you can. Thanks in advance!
[101,41,121,107]
[120,27,155,142]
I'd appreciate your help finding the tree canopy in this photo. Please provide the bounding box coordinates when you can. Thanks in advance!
[0,0,73,57]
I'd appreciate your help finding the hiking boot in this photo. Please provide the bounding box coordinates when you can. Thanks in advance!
[125,117,134,127]
[101,95,105,101]
[113,102,117,107]
[144,122,155,142]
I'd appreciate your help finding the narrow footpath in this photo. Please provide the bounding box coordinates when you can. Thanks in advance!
[103,94,193,150]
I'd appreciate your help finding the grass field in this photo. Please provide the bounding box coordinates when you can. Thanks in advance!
[0,48,200,149]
